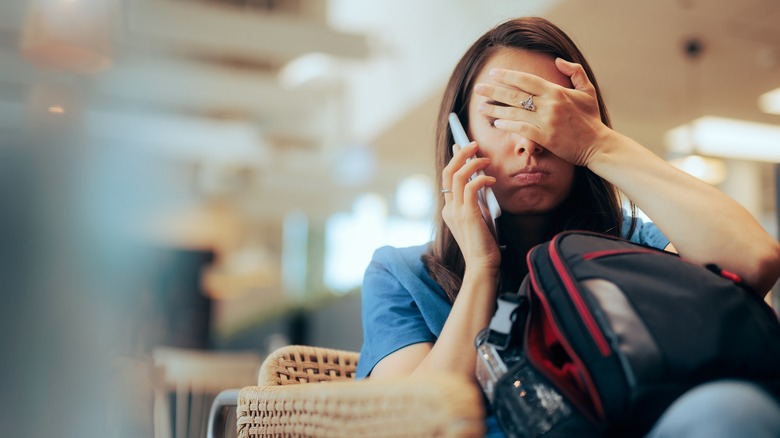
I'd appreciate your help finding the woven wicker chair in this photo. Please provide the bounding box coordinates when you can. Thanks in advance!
[208,345,486,438]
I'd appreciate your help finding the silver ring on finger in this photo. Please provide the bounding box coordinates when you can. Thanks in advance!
[520,95,536,112]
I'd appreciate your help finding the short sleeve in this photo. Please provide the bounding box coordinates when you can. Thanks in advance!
[355,246,438,378]
[622,213,670,250]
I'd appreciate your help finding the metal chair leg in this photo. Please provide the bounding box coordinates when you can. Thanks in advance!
[207,389,239,438]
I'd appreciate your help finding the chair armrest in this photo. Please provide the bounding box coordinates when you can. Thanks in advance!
[259,345,359,386]
[237,373,485,437]
[207,389,240,438]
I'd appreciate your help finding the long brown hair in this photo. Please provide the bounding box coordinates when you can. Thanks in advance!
[423,17,636,301]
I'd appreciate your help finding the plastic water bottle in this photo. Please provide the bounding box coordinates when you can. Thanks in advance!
[492,354,574,437]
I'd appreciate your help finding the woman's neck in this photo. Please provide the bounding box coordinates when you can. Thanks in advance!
[500,212,553,253]
[495,212,557,293]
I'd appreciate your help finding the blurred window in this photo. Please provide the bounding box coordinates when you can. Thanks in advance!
[324,193,432,293]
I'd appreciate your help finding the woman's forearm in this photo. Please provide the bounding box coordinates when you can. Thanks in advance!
[412,267,498,377]
[589,129,780,295]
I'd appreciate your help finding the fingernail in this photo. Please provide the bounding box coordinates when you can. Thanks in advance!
[494,119,505,128]
[489,69,499,77]
[474,83,486,93]
[478,102,488,112]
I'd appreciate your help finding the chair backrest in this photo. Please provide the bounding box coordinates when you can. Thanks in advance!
[258,344,359,386]
[153,347,262,438]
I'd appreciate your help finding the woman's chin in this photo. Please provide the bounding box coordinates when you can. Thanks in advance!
[503,208,553,217]
[499,197,565,217]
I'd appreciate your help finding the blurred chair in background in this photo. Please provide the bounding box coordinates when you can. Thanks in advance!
[154,347,262,438]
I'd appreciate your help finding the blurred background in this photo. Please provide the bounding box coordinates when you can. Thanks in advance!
[1,0,778,436]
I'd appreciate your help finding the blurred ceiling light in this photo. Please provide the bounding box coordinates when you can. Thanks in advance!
[665,116,780,163]
[26,83,84,128]
[395,174,434,219]
[278,52,341,90]
[758,87,780,115]
[20,0,115,74]
[668,155,727,185]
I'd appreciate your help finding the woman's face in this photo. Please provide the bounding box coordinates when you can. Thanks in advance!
[467,47,576,215]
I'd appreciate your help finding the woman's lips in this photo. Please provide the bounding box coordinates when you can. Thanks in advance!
[512,167,549,185]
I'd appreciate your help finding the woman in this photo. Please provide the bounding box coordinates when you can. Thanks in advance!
[356,17,780,437]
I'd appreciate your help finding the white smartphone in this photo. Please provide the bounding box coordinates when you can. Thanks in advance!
[448,112,502,244]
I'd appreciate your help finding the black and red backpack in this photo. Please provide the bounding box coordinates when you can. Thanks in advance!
[476,231,780,437]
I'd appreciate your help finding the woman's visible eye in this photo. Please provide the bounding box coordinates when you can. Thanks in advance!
[487,117,498,128]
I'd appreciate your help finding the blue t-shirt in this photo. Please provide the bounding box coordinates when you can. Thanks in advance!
[356,215,669,378]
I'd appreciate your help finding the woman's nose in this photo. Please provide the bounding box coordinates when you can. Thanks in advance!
[515,138,544,155]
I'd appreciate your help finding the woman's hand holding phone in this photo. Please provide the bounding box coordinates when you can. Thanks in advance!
[447,113,502,241]
[442,114,503,273]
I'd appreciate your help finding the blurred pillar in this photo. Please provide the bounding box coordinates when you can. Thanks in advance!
[288,309,309,346]
[0,71,167,438]
[775,163,780,310]
[720,159,762,218]
[282,210,309,301]
[306,217,327,297]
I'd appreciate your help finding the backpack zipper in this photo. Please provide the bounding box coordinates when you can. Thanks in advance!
[581,248,659,261]
[549,235,612,357]
[526,258,605,421]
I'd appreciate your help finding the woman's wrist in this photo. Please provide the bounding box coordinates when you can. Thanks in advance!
[461,265,500,295]
[583,125,618,170]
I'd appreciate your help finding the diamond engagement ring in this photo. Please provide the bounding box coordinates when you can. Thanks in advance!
[520,95,536,111]
[441,188,452,194]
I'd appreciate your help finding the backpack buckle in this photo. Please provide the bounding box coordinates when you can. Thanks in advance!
[486,293,526,351]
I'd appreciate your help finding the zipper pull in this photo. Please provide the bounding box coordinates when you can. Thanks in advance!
[705,263,743,284]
